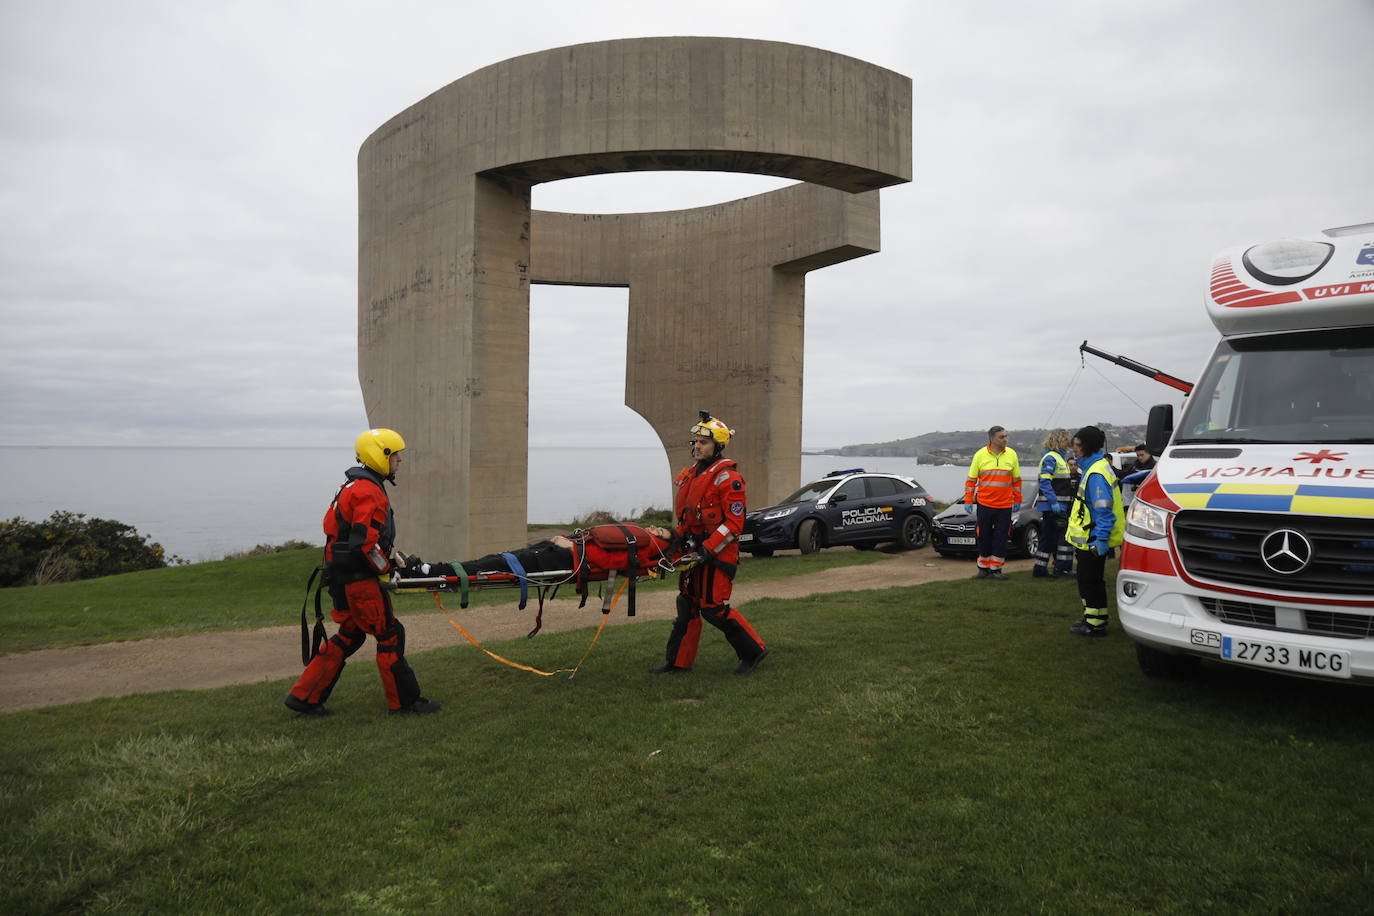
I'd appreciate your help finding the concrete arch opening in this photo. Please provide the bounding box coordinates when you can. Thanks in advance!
[527,284,672,523]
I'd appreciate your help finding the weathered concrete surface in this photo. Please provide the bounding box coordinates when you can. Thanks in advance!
[359,37,912,558]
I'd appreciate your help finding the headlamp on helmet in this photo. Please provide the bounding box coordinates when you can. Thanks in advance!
[356,428,406,477]
[690,411,734,449]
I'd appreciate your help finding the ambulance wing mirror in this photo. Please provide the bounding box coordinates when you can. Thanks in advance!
[1146,404,1174,456]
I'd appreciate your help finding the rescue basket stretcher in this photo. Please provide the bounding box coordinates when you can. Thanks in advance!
[378,524,704,679]
[384,550,702,617]
[382,521,702,625]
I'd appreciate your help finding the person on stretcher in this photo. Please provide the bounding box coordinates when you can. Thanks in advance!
[396,523,691,584]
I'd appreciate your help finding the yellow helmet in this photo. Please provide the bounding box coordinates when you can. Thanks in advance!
[690,411,734,448]
[355,428,406,476]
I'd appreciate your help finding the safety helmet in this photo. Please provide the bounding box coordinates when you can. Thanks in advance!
[355,428,406,476]
[690,411,734,449]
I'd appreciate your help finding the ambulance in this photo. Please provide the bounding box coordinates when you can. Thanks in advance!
[1118,221,1374,682]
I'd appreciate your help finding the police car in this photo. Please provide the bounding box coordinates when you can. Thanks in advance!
[739,469,936,556]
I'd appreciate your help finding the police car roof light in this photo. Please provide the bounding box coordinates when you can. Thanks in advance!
[825,468,865,477]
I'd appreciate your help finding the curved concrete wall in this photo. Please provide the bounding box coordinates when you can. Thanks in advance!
[358,37,911,557]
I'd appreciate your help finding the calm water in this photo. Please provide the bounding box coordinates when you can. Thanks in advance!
[0,447,1012,561]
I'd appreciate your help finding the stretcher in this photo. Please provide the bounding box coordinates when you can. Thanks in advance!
[387,551,701,613]
[379,550,704,680]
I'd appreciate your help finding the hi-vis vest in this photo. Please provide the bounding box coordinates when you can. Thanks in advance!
[1066,457,1125,549]
[965,446,1021,509]
[1040,450,1074,507]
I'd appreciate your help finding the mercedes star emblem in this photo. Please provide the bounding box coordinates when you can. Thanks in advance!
[1258,528,1314,576]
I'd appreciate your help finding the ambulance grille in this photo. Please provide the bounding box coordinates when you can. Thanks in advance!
[1200,598,1373,639]
[1172,510,1374,596]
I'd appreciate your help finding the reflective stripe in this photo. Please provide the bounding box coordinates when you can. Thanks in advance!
[1065,457,1125,549]
[966,446,1022,509]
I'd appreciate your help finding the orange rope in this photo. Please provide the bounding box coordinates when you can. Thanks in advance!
[432,576,628,679]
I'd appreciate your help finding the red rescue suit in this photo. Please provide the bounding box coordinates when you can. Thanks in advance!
[661,457,767,669]
[289,466,425,711]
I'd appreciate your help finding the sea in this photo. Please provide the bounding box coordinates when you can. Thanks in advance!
[0,447,1020,562]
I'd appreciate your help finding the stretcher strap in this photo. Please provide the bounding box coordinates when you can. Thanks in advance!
[431,577,626,679]
[448,561,470,607]
[611,522,638,617]
[500,552,529,610]
[298,564,327,665]
[601,570,617,615]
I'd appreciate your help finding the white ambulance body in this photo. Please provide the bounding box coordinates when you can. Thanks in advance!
[1118,222,1374,682]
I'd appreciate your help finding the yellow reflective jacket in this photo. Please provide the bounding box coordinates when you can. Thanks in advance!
[964,446,1022,509]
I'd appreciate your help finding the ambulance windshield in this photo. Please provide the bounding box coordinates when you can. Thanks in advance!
[1175,328,1374,444]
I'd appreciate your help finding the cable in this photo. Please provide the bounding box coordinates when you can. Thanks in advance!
[1085,362,1149,413]
[1042,365,1083,429]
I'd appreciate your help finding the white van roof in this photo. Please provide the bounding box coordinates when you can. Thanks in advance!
[1205,222,1374,337]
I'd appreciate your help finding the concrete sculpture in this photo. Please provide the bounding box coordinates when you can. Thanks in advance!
[359,37,911,557]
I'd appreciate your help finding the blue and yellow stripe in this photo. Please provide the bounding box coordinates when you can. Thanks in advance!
[1162,481,1374,517]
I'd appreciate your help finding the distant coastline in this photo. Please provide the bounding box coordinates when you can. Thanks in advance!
[814,423,1147,466]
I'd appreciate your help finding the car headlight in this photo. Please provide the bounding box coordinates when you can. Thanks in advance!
[1126,499,1169,540]
[1011,513,1021,524]
[762,506,798,521]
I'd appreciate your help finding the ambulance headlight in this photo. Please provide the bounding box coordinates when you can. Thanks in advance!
[1126,500,1169,541]
[763,506,798,521]
[1242,239,1333,286]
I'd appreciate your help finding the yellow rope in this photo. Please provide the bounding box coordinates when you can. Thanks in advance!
[432,576,628,678]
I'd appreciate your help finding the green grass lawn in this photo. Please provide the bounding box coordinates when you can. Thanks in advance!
[3,567,1373,913]
[0,546,886,653]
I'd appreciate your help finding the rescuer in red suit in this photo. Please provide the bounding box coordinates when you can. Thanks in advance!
[652,412,769,676]
[285,429,441,716]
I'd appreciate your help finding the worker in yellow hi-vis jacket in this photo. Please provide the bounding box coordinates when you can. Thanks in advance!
[964,425,1022,580]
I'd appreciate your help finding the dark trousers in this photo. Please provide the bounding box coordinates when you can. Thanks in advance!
[1034,511,1073,573]
[975,504,1013,563]
[1075,548,1109,622]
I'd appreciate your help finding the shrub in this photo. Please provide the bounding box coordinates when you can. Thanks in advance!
[567,509,618,528]
[636,506,674,526]
[221,541,318,560]
[0,512,171,588]
[566,507,675,529]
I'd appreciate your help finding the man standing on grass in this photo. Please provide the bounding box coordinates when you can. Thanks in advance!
[1064,425,1124,637]
[651,412,769,676]
[964,425,1021,580]
[285,428,441,716]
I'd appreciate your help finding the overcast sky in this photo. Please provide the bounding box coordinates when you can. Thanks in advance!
[2,0,1371,453]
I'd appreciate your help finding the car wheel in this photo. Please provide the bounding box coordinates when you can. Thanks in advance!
[747,548,774,558]
[797,519,822,555]
[854,542,877,551]
[1135,642,1201,679]
[899,513,931,550]
[1018,523,1040,559]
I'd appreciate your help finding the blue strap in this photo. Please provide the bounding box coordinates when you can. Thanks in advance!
[500,552,529,610]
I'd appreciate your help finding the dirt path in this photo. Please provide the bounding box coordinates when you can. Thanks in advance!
[0,552,1030,712]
